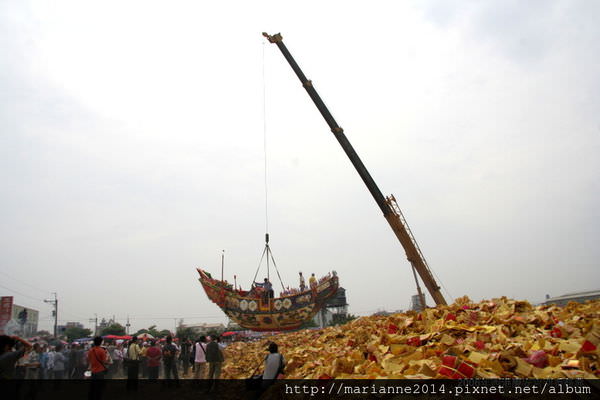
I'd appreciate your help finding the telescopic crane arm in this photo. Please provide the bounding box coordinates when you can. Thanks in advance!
[263,32,447,306]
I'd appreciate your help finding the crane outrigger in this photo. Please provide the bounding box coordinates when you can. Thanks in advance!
[263,32,447,307]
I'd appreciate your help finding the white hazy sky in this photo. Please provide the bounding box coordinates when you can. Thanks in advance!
[1,0,599,334]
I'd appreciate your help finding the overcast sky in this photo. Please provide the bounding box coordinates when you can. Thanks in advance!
[1,0,599,334]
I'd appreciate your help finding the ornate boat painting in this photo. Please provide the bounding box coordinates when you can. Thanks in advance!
[197,268,339,331]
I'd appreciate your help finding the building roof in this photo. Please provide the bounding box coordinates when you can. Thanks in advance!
[183,322,225,329]
[545,289,600,303]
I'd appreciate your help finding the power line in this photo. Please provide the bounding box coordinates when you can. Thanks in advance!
[0,283,44,303]
[114,315,223,320]
[0,270,49,295]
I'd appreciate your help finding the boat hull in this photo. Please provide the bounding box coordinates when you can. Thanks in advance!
[197,269,339,331]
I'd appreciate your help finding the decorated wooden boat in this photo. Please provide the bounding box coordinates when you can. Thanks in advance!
[197,268,339,331]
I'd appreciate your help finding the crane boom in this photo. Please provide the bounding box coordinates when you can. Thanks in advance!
[263,32,447,306]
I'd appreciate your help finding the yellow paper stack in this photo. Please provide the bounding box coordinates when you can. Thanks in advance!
[221,297,600,379]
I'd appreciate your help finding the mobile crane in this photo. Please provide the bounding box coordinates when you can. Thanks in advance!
[263,32,447,307]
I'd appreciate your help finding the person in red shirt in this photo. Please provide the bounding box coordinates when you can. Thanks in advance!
[146,340,162,380]
[87,336,108,378]
[87,337,108,400]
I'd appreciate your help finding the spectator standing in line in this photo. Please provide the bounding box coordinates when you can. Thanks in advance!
[111,343,124,378]
[179,339,191,377]
[67,344,79,378]
[88,337,108,400]
[193,336,208,379]
[262,342,285,390]
[87,337,109,378]
[162,336,179,380]
[52,344,67,379]
[63,344,72,378]
[46,346,56,379]
[140,342,149,378]
[105,341,115,378]
[126,337,142,390]
[26,343,42,379]
[146,340,161,380]
[0,335,32,379]
[206,335,224,390]
[190,339,196,374]
[39,345,49,379]
[15,349,28,379]
[77,343,88,378]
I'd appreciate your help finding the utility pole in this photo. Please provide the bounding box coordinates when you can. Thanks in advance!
[44,293,58,338]
[89,314,98,336]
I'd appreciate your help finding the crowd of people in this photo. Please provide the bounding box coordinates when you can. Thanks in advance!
[0,333,228,381]
[2,333,288,400]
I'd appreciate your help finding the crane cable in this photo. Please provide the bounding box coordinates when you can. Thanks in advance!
[252,41,285,292]
[263,41,269,236]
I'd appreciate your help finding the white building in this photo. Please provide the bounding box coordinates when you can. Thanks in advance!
[183,322,226,334]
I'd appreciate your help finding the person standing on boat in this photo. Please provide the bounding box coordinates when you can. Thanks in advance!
[264,278,274,300]
[309,273,317,289]
[299,272,306,291]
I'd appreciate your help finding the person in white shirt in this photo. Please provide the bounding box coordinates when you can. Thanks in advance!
[193,336,208,379]
[262,341,285,390]
[46,347,56,379]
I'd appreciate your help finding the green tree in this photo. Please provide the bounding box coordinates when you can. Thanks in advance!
[206,329,221,338]
[158,329,171,338]
[64,326,93,342]
[133,325,161,338]
[328,313,357,327]
[176,326,196,341]
[100,323,126,336]
[299,319,318,329]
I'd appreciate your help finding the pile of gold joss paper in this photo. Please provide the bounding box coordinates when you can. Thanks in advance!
[221,297,600,379]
